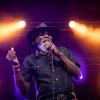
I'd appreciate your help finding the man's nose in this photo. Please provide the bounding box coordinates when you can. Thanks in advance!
[44,33,49,37]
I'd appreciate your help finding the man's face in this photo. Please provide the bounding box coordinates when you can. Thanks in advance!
[35,31,52,51]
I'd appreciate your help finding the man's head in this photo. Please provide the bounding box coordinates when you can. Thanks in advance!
[34,31,52,52]
[27,23,60,50]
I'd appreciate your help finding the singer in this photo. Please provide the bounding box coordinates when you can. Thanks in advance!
[6,23,81,100]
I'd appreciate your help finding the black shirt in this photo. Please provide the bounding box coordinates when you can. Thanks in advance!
[21,46,80,99]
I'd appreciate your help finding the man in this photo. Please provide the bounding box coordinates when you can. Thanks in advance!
[6,23,81,100]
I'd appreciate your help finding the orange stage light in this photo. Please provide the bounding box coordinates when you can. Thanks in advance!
[0,20,26,42]
[69,21,100,44]
[69,21,76,28]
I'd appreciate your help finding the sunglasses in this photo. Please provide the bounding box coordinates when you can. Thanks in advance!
[38,31,51,36]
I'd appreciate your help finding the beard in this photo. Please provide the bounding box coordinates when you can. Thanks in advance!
[38,39,52,52]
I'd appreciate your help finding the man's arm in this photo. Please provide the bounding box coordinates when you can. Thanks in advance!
[14,69,30,95]
[58,52,81,79]
[51,45,81,79]
[6,47,30,96]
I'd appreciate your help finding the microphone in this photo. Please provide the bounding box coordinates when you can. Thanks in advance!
[38,40,52,53]
[47,46,51,51]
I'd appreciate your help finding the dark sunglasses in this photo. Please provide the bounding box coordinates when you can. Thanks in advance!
[38,31,51,36]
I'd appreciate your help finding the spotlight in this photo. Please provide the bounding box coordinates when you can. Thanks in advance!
[18,20,26,28]
[69,21,76,28]
[0,20,26,42]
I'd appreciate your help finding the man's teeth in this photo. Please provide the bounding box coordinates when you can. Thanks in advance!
[43,40,50,43]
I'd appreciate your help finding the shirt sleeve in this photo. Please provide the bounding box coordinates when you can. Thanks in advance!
[60,46,80,68]
[21,55,33,83]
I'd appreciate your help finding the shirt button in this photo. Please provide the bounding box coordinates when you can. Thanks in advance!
[52,69,55,72]
[37,65,40,68]
[56,78,58,81]
[59,88,61,90]
[49,61,52,64]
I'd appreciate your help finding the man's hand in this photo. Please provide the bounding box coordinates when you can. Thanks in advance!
[6,47,20,67]
[51,44,62,56]
[7,48,29,94]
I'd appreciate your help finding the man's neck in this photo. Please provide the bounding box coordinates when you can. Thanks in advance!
[36,49,52,56]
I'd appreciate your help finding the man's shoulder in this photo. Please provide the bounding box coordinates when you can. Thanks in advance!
[59,46,67,49]
[58,46,68,52]
[23,54,37,67]
[58,46,72,56]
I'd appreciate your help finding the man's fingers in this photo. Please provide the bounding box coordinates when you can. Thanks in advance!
[6,47,17,61]
[11,47,16,53]
[51,44,55,50]
[11,47,14,51]
[6,54,11,61]
[43,41,52,49]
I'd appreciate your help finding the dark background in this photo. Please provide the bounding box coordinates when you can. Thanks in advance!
[0,0,100,100]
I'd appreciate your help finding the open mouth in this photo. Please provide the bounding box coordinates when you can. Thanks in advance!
[42,38,51,43]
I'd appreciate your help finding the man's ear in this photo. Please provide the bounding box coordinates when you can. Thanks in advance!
[33,38,38,46]
[35,37,39,43]
[35,37,42,44]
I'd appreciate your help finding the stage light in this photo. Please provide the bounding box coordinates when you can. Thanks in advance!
[69,21,88,34]
[69,21,76,28]
[0,20,26,42]
[71,23,100,42]
[18,20,26,28]
[75,24,88,34]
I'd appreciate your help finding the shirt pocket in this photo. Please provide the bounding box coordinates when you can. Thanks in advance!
[33,60,52,77]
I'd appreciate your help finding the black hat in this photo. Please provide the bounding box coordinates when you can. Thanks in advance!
[27,23,60,48]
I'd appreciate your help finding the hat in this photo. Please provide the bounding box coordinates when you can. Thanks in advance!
[27,23,60,48]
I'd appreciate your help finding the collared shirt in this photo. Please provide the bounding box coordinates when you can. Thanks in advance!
[21,46,80,99]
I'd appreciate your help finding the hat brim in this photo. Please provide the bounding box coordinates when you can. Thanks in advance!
[27,27,60,48]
